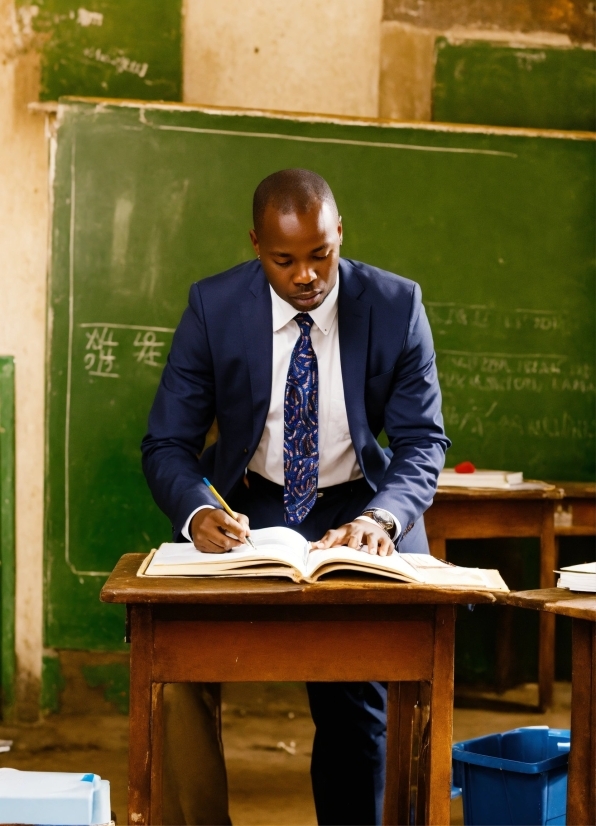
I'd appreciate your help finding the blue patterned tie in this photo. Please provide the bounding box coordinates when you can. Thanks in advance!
[284,313,319,525]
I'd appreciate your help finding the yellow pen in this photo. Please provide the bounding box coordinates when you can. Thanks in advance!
[203,477,257,550]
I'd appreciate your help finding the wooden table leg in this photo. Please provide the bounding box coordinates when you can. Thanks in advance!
[538,502,557,711]
[150,683,164,825]
[567,618,596,826]
[128,606,154,825]
[383,681,419,825]
[424,606,455,825]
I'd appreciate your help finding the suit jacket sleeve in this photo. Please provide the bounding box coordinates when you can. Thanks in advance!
[141,283,220,537]
[365,284,450,540]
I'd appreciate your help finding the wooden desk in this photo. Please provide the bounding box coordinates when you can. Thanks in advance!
[425,485,563,710]
[101,554,498,826]
[507,589,596,826]
[552,481,596,540]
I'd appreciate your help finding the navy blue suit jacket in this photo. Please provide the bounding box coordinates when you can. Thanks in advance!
[142,258,450,546]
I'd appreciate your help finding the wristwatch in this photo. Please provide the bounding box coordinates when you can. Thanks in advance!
[360,508,397,540]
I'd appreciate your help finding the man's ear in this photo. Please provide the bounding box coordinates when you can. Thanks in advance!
[338,216,343,246]
[249,228,260,257]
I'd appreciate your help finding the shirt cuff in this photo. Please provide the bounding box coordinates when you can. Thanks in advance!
[181,505,215,541]
[355,513,402,541]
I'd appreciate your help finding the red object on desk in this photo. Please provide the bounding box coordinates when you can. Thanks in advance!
[454,461,476,474]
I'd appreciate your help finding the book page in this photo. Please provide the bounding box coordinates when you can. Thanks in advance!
[306,547,423,582]
[144,526,308,577]
[401,554,508,590]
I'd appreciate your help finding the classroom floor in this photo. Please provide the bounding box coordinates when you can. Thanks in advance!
[0,682,571,825]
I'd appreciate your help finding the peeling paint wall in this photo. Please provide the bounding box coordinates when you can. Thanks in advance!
[0,0,47,720]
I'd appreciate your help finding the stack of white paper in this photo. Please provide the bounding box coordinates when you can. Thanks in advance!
[0,769,111,825]
[557,561,596,593]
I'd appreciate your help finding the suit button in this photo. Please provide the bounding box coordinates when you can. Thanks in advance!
[243,448,249,454]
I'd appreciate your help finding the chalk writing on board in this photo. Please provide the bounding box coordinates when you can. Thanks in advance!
[80,323,175,377]
[437,350,594,395]
[82,47,149,78]
[77,8,103,27]
[84,327,119,378]
[443,403,594,441]
[427,303,567,335]
[133,331,165,367]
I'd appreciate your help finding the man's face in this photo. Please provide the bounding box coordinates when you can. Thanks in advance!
[249,200,342,312]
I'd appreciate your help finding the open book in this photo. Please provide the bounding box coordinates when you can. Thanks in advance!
[139,527,508,591]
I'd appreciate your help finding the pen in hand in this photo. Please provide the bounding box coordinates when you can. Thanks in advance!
[202,477,257,550]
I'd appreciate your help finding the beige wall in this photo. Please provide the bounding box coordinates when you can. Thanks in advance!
[183,0,384,117]
[0,0,47,719]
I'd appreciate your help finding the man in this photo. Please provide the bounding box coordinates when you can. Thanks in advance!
[142,169,450,825]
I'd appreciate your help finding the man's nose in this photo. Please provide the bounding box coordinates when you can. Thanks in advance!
[294,264,317,284]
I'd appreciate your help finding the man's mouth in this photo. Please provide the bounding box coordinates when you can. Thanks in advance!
[292,291,322,306]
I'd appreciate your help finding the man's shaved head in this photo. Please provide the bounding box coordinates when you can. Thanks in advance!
[252,169,338,233]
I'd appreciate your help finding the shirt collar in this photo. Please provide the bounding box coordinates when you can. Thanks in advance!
[270,275,339,336]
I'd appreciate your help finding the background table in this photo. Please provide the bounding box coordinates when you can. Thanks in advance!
[507,588,595,826]
[553,481,596,545]
[425,484,563,710]
[101,554,498,825]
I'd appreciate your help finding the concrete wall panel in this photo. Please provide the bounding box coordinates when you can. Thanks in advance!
[184,0,384,117]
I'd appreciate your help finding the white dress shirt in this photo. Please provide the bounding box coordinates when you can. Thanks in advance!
[248,276,361,486]
[183,273,400,539]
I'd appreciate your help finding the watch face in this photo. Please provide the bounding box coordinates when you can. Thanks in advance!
[367,509,394,532]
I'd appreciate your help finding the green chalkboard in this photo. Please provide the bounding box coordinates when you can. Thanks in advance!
[433,38,596,131]
[45,99,595,649]
[20,0,182,102]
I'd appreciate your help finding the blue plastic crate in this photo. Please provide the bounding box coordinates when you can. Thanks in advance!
[452,726,570,826]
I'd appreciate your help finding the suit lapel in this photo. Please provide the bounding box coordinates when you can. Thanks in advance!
[338,260,370,453]
[240,265,273,449]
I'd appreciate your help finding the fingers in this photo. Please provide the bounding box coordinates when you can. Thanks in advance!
[310,520,395,556]
[191,508,251,553]
[310,528,347,550]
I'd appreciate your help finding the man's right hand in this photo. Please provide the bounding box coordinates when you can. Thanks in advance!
[190,508,251,553]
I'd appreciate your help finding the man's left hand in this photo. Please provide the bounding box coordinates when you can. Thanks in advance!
[310,519,394,556]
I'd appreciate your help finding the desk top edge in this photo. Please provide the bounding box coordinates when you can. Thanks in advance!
[100,554,499,605]
[507,588,596,620]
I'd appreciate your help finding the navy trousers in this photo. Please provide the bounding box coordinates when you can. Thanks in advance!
[230,472,425,826]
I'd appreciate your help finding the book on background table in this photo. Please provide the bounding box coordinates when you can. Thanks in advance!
[438,469,523,489]
[556,561,596,593]
[138,526,509,591]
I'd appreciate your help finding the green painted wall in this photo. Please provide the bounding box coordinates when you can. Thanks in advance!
[44,101,595,651]
[0,357,16,719]
[19,0,182,101]
[433,38,596,131]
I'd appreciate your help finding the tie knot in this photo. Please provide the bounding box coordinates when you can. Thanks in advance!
[294,313,314,336]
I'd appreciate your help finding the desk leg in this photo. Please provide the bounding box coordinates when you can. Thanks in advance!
[567,619,596,826]
[538,502,557,711]
[129,606,154,825]
[150,683,164,825]
[424,606,455,826]
[383,681,418,825]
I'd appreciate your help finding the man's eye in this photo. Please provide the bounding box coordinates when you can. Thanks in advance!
[313,253,329,261]
[274,260,292,267]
